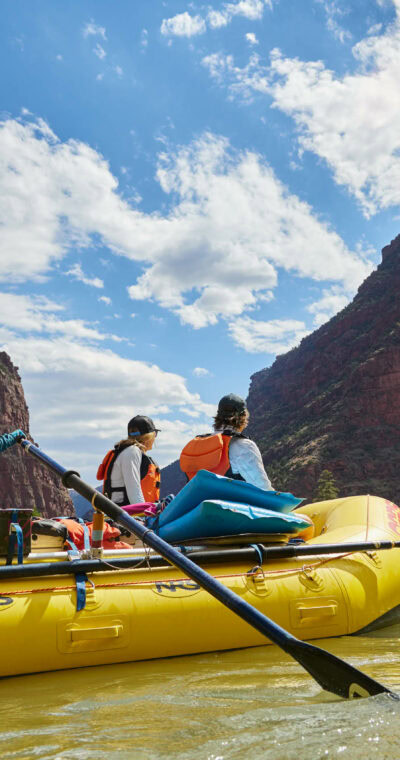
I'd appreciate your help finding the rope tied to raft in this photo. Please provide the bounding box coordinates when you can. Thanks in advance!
[0,430,26,453]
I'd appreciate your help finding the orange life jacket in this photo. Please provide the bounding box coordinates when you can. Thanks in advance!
[97,443,160,504]
[180,430,246,482]
[59,519,131,551]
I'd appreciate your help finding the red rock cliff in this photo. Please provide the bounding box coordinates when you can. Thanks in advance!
[0,352,73,517]
[247,234,400,502]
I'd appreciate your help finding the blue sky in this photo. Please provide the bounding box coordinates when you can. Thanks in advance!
[1,0,400,483]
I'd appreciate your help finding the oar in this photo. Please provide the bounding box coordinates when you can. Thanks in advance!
[250,539,400,560]
[19,438,397,700]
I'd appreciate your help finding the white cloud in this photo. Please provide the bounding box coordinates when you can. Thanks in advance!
[150,315,165,324]
[209,0,270,26]
[317,0,352,44]
[98,295,111,305]
[367,23,382,35]
[0,116,371,332]
[83,22,107,40]
[0,292,109,342]
[162,1,272,37]
[207,10,230,28]
[203,6,400,215]
[161,12,206,37]
[93,43,106,60]
[141,29,148,49]
[202,52,269,96]
[65,263,104,289]
[228,316,309,353]
[246,32,259,45]
[114,65,123,77]
[193,367,211,377]
[306,286,350,326]
[128,133,371,326]
[267,18,400,215]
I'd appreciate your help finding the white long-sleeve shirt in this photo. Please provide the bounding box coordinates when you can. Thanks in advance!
[110,445,146,505]
[216,429,274,491]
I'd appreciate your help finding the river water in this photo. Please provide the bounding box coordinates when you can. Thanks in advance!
[1,624,400,760]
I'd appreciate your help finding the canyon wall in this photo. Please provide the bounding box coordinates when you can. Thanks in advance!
[247,234,400,503]
[0,352,73,517]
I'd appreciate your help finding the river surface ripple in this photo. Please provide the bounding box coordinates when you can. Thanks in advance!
[1,625,400,760]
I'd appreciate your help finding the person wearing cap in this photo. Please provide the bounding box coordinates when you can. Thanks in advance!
[97,415,161,505]
[180,393,273,490]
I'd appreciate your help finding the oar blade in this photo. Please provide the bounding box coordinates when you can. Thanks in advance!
[289,639,398,699]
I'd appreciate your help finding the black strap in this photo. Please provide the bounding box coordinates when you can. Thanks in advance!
[222,429,249,440]
[223,430,246,480]
[104,443,133,505]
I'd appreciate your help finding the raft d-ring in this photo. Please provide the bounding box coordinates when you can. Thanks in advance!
[83,577,101,610]
[247,565,263,577]
[363,550,383,569]
[300,564,324,591]
[244,566,270,597]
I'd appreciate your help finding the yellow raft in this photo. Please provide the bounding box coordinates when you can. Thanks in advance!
[1,494,400,678]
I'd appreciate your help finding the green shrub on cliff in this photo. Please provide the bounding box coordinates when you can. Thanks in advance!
[313,469,339,502]
[269,463,291,492]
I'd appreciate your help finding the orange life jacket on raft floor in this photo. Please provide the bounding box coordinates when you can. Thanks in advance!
[180,430,247,482]
[97,443,160,504]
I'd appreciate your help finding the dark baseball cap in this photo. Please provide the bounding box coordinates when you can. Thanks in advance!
[217,393,247,413]
[127,415,160,436]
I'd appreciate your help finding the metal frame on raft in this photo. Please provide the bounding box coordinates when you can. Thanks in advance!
[2,539,400,580]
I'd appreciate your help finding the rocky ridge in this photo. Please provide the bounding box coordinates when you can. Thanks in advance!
[0,352,73,517]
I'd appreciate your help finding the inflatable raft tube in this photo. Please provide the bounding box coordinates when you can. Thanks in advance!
[158,470,303,528]
[1,494,400,678]
[158,500,312,543]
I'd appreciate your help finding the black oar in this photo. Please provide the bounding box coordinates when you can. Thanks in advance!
[252,539,400,559]
[19,438,397,700]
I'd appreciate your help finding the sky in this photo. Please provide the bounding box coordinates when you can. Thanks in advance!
[1,0,400,484]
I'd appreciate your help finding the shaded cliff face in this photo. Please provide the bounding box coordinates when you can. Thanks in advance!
[0,352,73,517]
[247,234,400,503]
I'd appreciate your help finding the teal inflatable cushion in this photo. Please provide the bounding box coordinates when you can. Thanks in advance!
[158,470,303,527]
[158,499,310,543]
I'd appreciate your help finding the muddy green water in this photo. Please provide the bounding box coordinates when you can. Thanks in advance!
[1,625,400,760]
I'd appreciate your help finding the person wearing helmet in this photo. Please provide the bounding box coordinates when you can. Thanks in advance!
[97,415,161,505]
[180,393,273,490]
